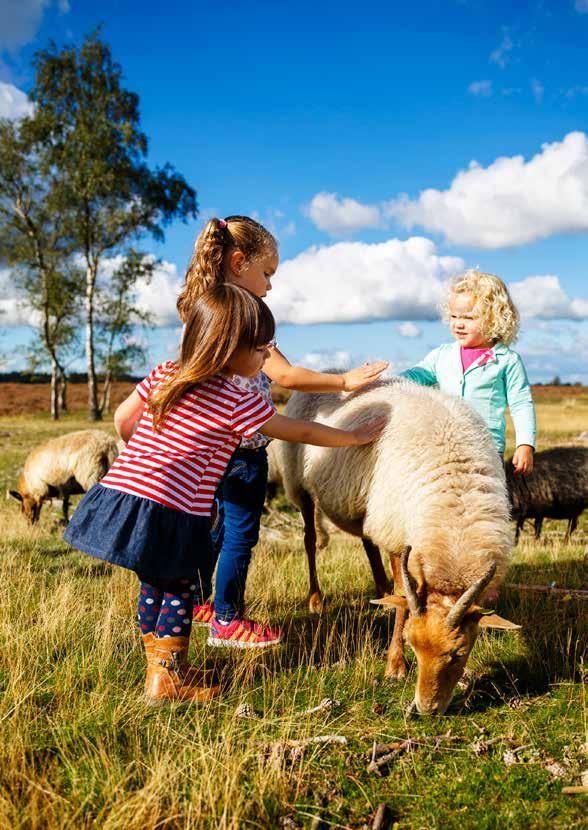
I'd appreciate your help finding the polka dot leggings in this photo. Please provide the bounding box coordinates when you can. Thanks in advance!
[137,577,196,638]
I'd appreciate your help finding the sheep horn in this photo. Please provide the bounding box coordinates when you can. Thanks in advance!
[446,562,497,629]
[400,546,422,617]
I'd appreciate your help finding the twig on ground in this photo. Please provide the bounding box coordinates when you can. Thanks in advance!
[260,734,348,764]
[367,732,463,775]
[372,803,389,830]
[301,697,341,716]
[505,583,588,599]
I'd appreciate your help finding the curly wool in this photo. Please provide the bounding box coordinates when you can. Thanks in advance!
[271,379,512,598]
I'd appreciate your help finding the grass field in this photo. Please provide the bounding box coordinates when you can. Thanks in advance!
[0,391,586,829]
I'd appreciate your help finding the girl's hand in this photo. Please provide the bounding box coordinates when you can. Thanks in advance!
[513,444,534,476]
[350,416,388,445]
[342,361,389,391]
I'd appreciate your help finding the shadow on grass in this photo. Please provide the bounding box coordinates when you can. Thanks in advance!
[211,552,586,708]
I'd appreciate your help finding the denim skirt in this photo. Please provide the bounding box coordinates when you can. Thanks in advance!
[63,484,213,581]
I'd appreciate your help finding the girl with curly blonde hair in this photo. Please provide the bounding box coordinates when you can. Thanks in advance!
[401,269,535,475]
[179,216,388,648]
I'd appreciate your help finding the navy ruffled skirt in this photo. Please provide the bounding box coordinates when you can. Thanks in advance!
[63,484,213,581]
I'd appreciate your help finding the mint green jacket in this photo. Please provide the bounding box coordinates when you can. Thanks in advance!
[400,342,536,453]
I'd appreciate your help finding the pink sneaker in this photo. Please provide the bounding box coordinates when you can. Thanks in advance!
[207,616,283,649]
[192,601,215,628]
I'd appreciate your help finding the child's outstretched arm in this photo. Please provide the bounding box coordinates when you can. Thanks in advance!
[263,346,388,393]
[505,353,536,476]
[399,347,440,386]
[114,390,145,444]
[260,413,387,447]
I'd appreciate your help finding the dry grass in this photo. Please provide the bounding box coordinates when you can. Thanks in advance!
[0,396,586,829]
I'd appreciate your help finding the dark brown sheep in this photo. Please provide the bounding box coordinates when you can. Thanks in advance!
[505,446,588,543]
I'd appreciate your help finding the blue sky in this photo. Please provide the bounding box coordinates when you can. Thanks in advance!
[1,0,588,382]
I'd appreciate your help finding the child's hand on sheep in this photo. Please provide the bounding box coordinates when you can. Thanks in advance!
[342,361,389,391]
[351,416,388,445]
[513,445,534,476]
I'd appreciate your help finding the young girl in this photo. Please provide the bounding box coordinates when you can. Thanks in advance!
[401,270,535,474]
[179,216,388,648]
[64,285,385,705]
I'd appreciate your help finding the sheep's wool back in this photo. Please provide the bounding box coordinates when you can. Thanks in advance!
[22,430,119,497]
[280,380,512,597]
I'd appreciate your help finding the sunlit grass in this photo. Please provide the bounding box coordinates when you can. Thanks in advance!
[0,400,586,829]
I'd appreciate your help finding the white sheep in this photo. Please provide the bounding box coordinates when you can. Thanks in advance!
[9,429,119,524]
[269,379,519,714]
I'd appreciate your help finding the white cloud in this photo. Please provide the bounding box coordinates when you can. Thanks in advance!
[306,192,382,237]
[468,80,493,97]
[0,0,50,52]
[133,260,183,327]
[565,85,588,99]
[574,0,588,13]
[509,275,588,321]
[397,321,422,338]
[298,350,352,371]
[531,78,544,103]
[0,268,34,326]
[269,237,464,325]
[387,131,588,248]
[489,33,514,68]
[0,82,33,119]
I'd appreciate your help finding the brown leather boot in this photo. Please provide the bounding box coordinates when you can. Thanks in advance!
[144,635,220,707]
[142,632,157,661]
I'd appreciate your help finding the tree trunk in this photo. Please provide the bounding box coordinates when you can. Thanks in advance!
[99,369,112,415]
[58,366,68,412]
[85,263,101,421]
[50,359,59,420]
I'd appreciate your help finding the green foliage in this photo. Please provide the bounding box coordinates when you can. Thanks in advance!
[1,30,198,420]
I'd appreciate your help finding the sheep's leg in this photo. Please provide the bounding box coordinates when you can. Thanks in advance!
[300,492,324,614]
[534,517,543,540]
[564,515,578,544]
[362,538,391,597]
[384,554,408,680]
[514,519,523,545]
[62,494,70,524]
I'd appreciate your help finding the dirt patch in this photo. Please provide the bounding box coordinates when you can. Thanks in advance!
[0,381,292,417]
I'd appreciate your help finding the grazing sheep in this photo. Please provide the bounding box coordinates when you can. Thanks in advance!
[269,379,519,714]
[9,430,119,524]
[506,446,588,543]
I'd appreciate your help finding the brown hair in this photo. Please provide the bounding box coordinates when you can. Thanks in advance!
[150,284,275,430]
[177,215,277,323]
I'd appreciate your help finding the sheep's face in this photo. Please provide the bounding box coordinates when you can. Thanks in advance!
[9,491,43,524]
[405,606,481,715]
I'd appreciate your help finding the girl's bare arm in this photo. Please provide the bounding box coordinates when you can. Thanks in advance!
[259,413,386,447]
[114,390,145,443]
[263,346,388,393]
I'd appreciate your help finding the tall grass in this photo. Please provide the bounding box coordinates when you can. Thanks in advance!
[0,406,586,828]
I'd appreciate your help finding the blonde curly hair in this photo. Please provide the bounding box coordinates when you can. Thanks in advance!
[176,216,277,323]
[442,269,520,346]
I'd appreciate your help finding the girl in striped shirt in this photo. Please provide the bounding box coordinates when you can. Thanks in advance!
[64,285,385,706]
[178,216,388,649]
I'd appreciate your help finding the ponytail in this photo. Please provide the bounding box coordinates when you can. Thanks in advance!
[177,215,277,323]
[177,218,231,322]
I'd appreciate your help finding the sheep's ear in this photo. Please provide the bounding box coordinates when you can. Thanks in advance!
[9,490,22,503]
[478,613,522,631]
[371,595,408,610]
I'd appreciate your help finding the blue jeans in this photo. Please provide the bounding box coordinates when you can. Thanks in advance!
[200,448,268,621]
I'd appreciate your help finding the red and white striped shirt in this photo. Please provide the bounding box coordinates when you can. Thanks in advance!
[100,362,276,515]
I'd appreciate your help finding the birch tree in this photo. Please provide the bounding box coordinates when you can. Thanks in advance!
[29,32,197,420]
